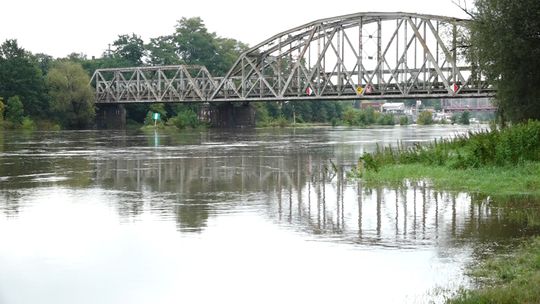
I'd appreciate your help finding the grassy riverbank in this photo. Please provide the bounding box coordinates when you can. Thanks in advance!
[352,121,540,303]
[361,162,540,196]
[354,120,540,196]
[449,237,540,304]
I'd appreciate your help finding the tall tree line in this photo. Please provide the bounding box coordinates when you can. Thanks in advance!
[0,17,250,129]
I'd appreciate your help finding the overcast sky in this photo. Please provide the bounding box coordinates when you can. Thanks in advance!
[0,0,470,58]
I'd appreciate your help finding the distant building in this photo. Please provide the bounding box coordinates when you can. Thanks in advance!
[359,101,385,111]
[381,102,405,114]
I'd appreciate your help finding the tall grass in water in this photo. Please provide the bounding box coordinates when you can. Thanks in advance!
[449,237,540,304]
[358,120,540,172]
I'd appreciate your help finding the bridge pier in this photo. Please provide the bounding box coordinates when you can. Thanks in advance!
[209,102,255,128]
[96,104,126,129]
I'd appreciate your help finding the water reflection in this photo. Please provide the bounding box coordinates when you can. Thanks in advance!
[1,144,531,251]
[1,129,538,247]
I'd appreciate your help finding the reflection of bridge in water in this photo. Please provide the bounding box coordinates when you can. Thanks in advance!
[94,153,535,247]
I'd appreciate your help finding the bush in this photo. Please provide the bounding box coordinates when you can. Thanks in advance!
[377,113,395,125]
[268,115,289,128]
[417,110,433,125]
[21,117,36,130]
[5,96,24,125]
[399,116,409,125]
[169,110,200,129]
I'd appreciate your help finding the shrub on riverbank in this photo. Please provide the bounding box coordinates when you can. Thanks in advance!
[357,120,540,172]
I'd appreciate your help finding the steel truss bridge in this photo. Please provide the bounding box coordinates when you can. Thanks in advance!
[91,12,495,104]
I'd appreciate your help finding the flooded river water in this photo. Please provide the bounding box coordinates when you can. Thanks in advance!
[1,126,538,303]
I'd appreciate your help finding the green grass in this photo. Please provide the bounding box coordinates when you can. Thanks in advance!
[449,237,540,304]
[360,162,540,196]
[352,120,540,196]
[357,120,540,171]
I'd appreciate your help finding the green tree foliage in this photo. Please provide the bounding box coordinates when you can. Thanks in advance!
[32,53,54,75]
[417,110,434,125]
[169,110,200,129]
[377,113,395,125]
[173,17,218,68]
[46,61,95,128]
[399,116,409,125]
[342,107,385,126]
[469,0,540,122]
[172,17,247,74]
[213,37,248,74]
[5,96,24,125]
[0,39,48,117]
[113,33,146,66]
[146,35,180,65]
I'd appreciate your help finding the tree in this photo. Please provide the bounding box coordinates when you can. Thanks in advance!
[32,53,54,75]
[172,17,247,75]
[113,33,146,66]
[146,35,181,65]
[173,17,217,67]
[213,37,248,74]
[468,0,540,122]
[0,39,48,117]
[5,96,24,125]
[47,61,95,128]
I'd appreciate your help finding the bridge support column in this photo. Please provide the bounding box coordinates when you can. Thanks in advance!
[96,104,126,129]
[210,102,255,128]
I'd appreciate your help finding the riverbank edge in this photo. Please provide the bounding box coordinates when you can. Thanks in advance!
[448,237,540,303]
[355,162,540,303]
[358,162,540,197]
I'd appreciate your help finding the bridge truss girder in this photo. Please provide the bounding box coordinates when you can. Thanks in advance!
[91,12,494,104]
[212,12,493,102]
[92,65,218,103]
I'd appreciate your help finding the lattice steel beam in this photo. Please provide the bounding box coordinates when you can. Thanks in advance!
[91,65,218,103]
[92,12,494,104]
[210,12,493,102]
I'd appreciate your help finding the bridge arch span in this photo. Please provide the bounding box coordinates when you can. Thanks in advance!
[92,12,493,105]
[212,12,490,101]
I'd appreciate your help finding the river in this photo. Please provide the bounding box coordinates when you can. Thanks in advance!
[0,125,538,304]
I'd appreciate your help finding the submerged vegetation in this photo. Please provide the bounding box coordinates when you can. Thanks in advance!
[449,237,540,304]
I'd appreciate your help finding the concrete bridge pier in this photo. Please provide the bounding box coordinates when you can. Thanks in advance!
[96,104,126,129]
[210,102,255,128]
